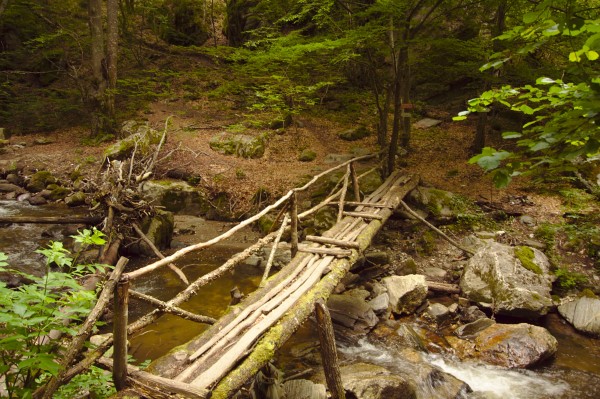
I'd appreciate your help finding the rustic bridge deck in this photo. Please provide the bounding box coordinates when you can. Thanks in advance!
[35,154,419,399]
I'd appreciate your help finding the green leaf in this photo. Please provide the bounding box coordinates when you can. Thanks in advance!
[492,170,512,188]
[502,131,522,139]
[536,77,555,85]
[586,50,599,60]
[569,51,581,62]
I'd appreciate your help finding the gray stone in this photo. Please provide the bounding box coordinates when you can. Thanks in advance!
[475,231,496,239]
[406,186,464,220]
[327,293,379,333]
[323,153,353,164]
[460,305,487,323]
[0,182,25,194]
[382,274,428,315]
[448,323,558,368]
[413,118,442,129]
[459,241,554,319]
[128,210,174,256]
[523,239,547,250]
[140,180,209,215]
[454,317,496,339]
[519,215,536,226]
[369,293,390,314]
[426,303,451,325]
[28,195,47,205]
[558,296,600,336]
[5,174,21,185]
[422,266,447,280]
[340,363,416,399]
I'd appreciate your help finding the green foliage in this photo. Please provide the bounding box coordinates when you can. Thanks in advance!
[0,229,113,397]
[459,2,600,188]
[554,267,588,290]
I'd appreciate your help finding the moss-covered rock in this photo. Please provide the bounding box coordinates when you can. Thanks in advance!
[515,246,543,275]
[104,120,162,161]
[298,149,317,162]
[140,180,210,215]
[257,215,275,234]
[269,113,293,130]
[209,132,266,159]
[48,185,70,201]
[65,191,87,207]
[129,210,174,256]
[27,170,56,193]
[338,125,370,141]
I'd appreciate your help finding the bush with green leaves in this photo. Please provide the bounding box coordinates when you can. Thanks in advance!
[457,1,599,189]
[0,229,115,398]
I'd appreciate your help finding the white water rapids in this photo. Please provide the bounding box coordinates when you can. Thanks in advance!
[339,338,570,399]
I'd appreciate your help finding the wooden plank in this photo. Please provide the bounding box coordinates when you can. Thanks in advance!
[304,235,360,249]
[342,211,384,220]
[297,246,352,257]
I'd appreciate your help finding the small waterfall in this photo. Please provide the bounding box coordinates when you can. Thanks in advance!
[427,354,569,399]
[339,337,571,399]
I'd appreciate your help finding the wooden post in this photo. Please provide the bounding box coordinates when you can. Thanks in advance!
[350,162,360,202]
[113,276,130,391]
[337,166,350,222]
[314,299,345,399]
[290,192,298,258]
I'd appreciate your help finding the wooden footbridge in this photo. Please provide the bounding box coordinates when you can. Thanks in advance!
[37,154,419,399]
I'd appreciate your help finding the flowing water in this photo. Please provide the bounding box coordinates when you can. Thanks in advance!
[2,200,600,398]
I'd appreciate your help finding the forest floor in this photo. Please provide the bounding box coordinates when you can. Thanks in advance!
[1,82,598,291]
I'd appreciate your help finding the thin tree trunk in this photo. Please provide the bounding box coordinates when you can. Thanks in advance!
[106,0,119,133]
[88,0,106,135]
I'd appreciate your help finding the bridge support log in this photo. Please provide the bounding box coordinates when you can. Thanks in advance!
[113,277,130,391]
[315,299,345,399]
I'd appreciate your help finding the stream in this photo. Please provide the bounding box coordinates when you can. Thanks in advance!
[1,199,600,398]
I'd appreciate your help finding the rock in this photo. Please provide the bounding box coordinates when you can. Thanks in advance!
[519,215,536,226]
[523,239,546,250]
[33,137,54,145]
[128,210,174,256]
[298,149,317,162]
[364,251,390,266]
[368,293,390,315]
[65,191,87,207]
[0,182,25,194]
[406,186,477,222]
[558,296,600,336]
[104,120,162,160]
[26,170,56,193]
[448,323,558,368]
[327,292,379,333]
[48,185,70,201]
[338,125,370,141]
[425,303,451,325]
[209,132,266,159]
[459,241,554,319]
[283,380,326,399]
[323,153,354,164]
[413,118,442,129]
[140,180,209,215]
[382,275,428,315]
[28,195,47,205]
[269,113,293,130]
[454,317,495,339]
[358,170,384,195]
[422,266,447,280]
[339,363,416,399]
[459,305,487,323]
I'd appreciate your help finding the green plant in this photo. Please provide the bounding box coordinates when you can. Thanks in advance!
[554,267,587,290]
[0,230,114,398]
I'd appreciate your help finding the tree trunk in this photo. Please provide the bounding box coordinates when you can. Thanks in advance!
[88,0,106,136]
[399,45,411,149]
[106,0,119,134]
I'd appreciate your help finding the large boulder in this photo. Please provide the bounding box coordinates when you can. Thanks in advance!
[382,275,428,315]
[340,363,416,399]
[459,241,554,319]
[209,132,266,159]
[447,323,558,368]
[558,296,600,336]
[140,180,210,215]
[104,120,162,161]
[405,186,478,222]
[338,126,370,141]
[26,170,56,193]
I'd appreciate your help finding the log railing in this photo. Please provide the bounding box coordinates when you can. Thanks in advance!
[109,153,400,397]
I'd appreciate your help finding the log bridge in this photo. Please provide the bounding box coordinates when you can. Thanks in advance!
[37,154,421,399]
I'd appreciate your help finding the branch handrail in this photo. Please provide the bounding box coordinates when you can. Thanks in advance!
[123,153,377,281]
